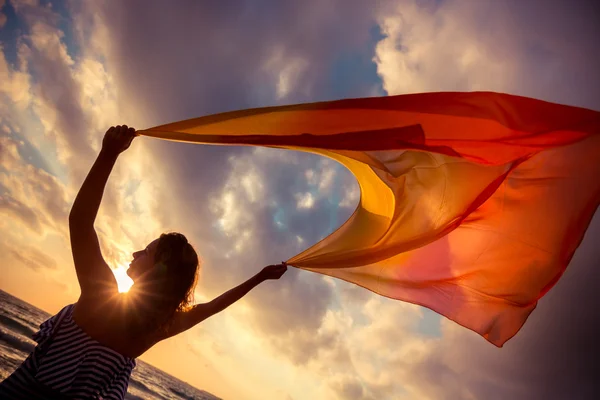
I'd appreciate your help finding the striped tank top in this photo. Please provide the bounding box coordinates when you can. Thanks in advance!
[0,304,136,399]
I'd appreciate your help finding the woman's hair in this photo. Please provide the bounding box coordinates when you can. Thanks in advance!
[140,232,200,334]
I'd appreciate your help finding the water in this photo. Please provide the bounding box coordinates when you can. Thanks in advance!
[0,290,221,400]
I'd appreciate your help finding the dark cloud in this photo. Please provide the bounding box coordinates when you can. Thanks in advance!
[75,0,381,122]
[499,0,600,108]
[0,0,7,29]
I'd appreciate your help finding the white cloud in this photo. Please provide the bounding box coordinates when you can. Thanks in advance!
[239,166,265,203]
[213,190,242,236]
[318,165,336,192]
[210,154,267,244]
[374,0,600,109]
[0,44,32,110]
[295,191,315,209]
[0,135,70,237]
[339,182,359,209]
[264,47,310,100]
[305,169,317,185]
[374,0,518,95]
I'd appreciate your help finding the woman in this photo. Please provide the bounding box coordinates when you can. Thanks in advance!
[0,125,288,399]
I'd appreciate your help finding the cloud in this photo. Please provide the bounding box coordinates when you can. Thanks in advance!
[254,287,442,400]
[2,0,597,399]
[15,26,98,174]
[0,0,6,29]
[338,181,359,209]
[7,243,58,271]
[25,16,96,174]
[374,0,600,109]
[207,147,336,333]
[0,43,32,110]
[0,135,69,237]
[0,0,188,300]
[337,296,433,399]
[263,47,310,100]
[375,0,519,94]
[72,0,382,117]
[328,375,372,400]
[295,192,315,209]
[0,194,43,233]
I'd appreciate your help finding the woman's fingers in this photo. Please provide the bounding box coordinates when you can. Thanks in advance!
[103,125,137,154]
[107,125,135,135]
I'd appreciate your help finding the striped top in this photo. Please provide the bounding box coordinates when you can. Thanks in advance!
[0,304,136,399]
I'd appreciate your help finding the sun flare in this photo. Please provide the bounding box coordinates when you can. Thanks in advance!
[113,265,134,293]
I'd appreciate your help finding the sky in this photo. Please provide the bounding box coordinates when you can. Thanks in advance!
[0,0,599,399]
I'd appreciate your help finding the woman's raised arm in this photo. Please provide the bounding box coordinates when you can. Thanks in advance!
[69,125,136,301]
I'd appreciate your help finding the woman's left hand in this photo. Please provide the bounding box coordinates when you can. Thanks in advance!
[259,262,288,281]
[102,125,137,156]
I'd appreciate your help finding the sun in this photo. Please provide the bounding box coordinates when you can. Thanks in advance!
[113,265,134,293]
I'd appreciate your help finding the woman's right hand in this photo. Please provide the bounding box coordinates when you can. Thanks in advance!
[259,263,288,280]
[102,125,137,156]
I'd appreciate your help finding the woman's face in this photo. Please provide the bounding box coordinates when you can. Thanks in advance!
[127,239,160,281]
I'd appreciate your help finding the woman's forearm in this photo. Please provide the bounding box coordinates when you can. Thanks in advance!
[209,273,265,314]
[69,149,118,227]
[167,265,286,336]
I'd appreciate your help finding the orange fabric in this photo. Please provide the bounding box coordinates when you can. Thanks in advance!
[139,92,600,346]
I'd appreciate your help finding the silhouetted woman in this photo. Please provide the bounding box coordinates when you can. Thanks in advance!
[0,125,287,399]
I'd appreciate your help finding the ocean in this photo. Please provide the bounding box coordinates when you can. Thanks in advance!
[0,289,221,400]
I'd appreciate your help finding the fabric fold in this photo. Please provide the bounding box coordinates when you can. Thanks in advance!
[139,91,600,346]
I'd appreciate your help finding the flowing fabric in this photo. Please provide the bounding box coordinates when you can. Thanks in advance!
[139,92,600,346]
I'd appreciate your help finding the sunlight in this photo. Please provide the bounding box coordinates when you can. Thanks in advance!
[113,265,134,293]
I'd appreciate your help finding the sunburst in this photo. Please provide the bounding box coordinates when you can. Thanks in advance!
[113,265,134,293]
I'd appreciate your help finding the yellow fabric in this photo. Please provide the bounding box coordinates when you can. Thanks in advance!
[139,92,600,346]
